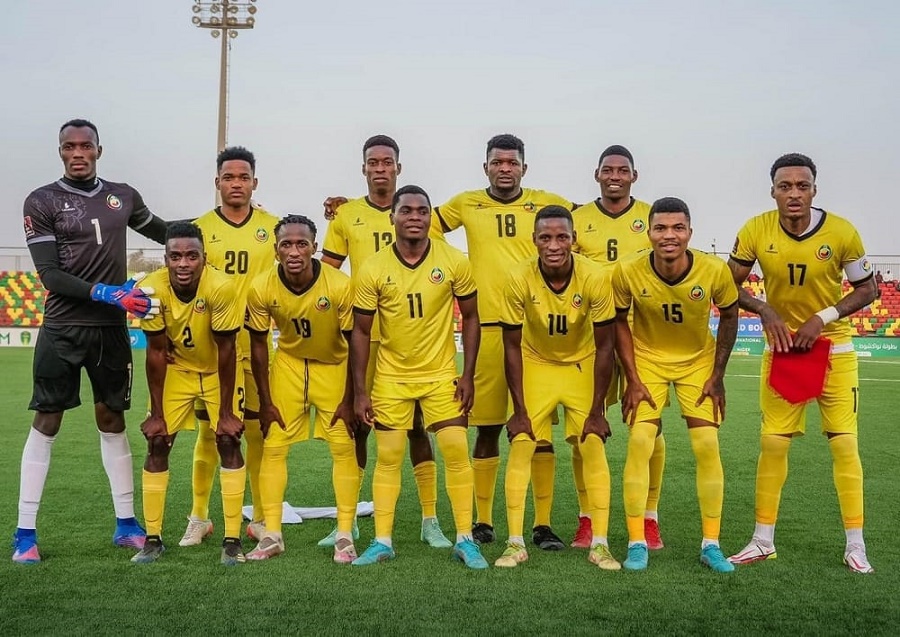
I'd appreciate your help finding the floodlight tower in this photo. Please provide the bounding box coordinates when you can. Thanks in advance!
[191,0,259,155]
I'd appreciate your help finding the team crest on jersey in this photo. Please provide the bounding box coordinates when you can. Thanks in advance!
[429,268,445,284]
[631,219,646,233]
[106,194,122,210]
[315,296,331,311]
[523,202,536,212]
[572,293,583,309]
[255,228,269,243]
[689,285,705,301]
[861,258,872,273]
[816,244,833,261]
[193,298,207,314]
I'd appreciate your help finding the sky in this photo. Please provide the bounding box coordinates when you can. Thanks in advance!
[3,0,898,259]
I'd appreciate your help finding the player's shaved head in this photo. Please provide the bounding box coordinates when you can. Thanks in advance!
[166,221,204,245]
[364,135,399,160]
[487,134,525,161]
[59,118,99,145]
[598,144,634,168]
[534,205,573,230]
[275,214,317,239]
[649,197,691,223]
[770,153,817,182]
[217,146,256,173]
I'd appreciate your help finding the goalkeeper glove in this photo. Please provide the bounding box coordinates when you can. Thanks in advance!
[90,272,160,318]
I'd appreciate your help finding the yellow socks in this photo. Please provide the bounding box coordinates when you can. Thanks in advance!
[142,470,169,537]
[413,460,438,519]
[435,426,474,536]
[373,429,407,540]
[190,424,217,520]
[243,418,264,523]
[755,434,791,525]
[505,437,537,539]
[472,456,500,526]
[578,435,611,538]
[220,465,247,539]
[330,441,361,534]
[829,433,864,529]
[531,447,555,527]
[571,443,590,515]
[647,432,666,514]
[623,421,657,542]
[259,445,289,536]
[688,426,724,540]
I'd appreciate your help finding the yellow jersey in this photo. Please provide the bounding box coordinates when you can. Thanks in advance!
[193,207,279,357]
[573,198,652,265]
[433,188,574,324]
[501,253,615,365]
[731,209,872,344]
[141,265,242,374]
[245,260,353,364]
[613,250,738,366]
[354,240,477,382]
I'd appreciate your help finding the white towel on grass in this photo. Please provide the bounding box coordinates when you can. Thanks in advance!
[241,501,374,523]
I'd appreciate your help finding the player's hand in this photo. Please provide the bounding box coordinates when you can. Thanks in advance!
[90,272,160,318]
[331,399,357,439]
[581,410,612,443]
[621,380,657,427]
[506,411,534,441]
[454,375,475,415]
[354,393,375,428]
[323,196,349,220]
[793,317,825,351]
[258,402,286,439]
[697,374,726,422]
[759,306,793,353]
[140,414,171,446]
[216,412,244,442]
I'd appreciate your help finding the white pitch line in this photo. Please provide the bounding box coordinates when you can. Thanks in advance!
[728,373,900,383]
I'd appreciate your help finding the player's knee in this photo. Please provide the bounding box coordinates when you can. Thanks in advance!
[146,435,171,460]
[434,426,469,468]
[32,412,63,437]
[216,435,243,467]
[95,404,125,433]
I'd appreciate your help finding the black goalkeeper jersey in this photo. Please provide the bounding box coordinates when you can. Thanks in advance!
[23,178,155,326]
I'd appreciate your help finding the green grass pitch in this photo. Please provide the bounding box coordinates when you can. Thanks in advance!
[0,349,898,634]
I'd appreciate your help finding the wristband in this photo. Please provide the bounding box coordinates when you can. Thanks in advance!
[815,306,840,325]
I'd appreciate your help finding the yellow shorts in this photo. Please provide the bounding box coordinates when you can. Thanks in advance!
[521,358,594,443]
[470,326,511,426]
[264,354,351,447]
[760,350,858,436]
[372,376,462,430]
[632,357,719,424]
[163,366,245,435]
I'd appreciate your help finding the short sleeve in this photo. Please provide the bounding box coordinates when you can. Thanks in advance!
[140,269,168,333]
[730,219,757,267]
[126,186,153,231]
[588,268,615,324]
[245,274,271,333]
[712,260,739,310]
[499,270,526,328]
[353,261,379,314]
[210,278,243,333]
[434,193,465,234]
[612,262,632,311]
[321,213,349,260]
[451,253,477,300]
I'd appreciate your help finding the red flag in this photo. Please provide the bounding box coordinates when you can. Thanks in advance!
[768,337,832,404]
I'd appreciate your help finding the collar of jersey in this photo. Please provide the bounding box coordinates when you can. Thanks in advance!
[392,241,431,270]
[778,207,827,242]
[595,196,636,219]
[213,206,257,229]
[649,249,694,286]
[278,259,321,296]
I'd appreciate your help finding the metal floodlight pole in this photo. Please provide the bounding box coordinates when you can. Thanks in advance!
[191,0,258,201]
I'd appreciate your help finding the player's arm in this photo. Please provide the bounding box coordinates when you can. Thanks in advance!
[126,186,168,245]
[249,328,285,438]
[321,254,345,269]
[350,311,374,426]
[455,294,480,414]
[583,320,615,441]
[141,330,170,442]
[614,309,656,426]
[502,325,533,440]
[699,300,738,421]
[794,258,877,350]
[728,257,793,353]
[213,329,243,441]
[321,214,349,269]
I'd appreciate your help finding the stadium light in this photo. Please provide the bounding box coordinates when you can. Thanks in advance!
[191,0,259,163]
